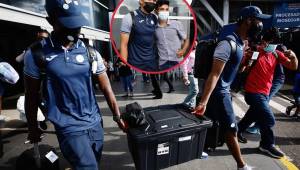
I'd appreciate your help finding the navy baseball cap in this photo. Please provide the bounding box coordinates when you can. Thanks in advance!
[45,0,89,28]
[239,6,272,20]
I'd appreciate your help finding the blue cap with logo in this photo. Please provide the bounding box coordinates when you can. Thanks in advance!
[45,0,89,28]
[239,6,272,20]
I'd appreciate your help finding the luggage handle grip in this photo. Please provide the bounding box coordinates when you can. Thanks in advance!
[144,120,151,134]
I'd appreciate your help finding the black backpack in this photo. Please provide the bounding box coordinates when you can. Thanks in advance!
[194,33,237,79]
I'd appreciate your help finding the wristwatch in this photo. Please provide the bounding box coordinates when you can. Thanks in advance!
[113,114,121,123]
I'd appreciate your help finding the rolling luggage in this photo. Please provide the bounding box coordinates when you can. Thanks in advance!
[126,104,212,170]
[16,143,60,170]
[204,119,225,151]
[196,94,225,151]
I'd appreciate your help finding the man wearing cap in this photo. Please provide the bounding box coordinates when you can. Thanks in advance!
[193,6,271,170]
[24,0,126,169]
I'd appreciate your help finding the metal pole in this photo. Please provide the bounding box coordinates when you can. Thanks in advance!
[223,0,229,25]
[200,0,224,26]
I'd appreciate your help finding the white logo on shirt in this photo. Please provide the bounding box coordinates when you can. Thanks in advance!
[46,55,58,61]
[151,20,154,25]
[76,55,84,63]
[139,20,144,23]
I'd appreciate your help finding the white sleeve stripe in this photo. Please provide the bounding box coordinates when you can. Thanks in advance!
[214,57,228,63]
[94,69,107,75]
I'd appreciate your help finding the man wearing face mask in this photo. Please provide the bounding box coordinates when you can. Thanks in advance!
[237,27,298,158]
[149,0,190,97]
[120,0,158,71]
[23,0,126,169]
[155,0,189,71]
[193,6,270,170]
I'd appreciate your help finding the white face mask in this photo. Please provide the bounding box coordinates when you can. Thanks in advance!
[158,11,169,21]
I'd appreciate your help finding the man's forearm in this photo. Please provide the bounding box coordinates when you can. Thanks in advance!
[199,73,220,105]
[120,44,128,62]
[182,39,190,52]
[120,33,130,62]
[98,74,121,116]
[25,92,40,130]
[24,76,41,131]
[104,89,121,116]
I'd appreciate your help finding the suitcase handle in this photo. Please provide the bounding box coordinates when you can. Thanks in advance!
[144,120,151,134]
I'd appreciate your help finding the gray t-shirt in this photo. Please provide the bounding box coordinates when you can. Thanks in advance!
[155,20,187,66]
[213,35,236,63]
[120,12,135,34]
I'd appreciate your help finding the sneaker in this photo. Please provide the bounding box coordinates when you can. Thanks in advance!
[238,164,253,170]
[200,152,208,159]
[237,132,248,143]
[246,126,260,134]
[259,145,285,159]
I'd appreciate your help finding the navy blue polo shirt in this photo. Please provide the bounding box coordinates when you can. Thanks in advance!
[213,32,244,94]
[120,8,158,71]
[24,36,106,134]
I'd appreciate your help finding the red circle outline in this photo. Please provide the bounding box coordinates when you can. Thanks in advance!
[109,0,198,74]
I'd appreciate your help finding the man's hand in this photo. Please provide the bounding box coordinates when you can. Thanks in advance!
[192,103,206,116]
[27,127,43,143]
[117,119,128,132]
[183,77,190,86]
[176,49,186,57]
[284,50,296,59]
[283,50,298,70]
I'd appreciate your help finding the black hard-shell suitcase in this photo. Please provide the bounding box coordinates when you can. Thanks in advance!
[127,104,212,170]
[16,144,60,170]
[196,94,225,151]
[204,119,225,151]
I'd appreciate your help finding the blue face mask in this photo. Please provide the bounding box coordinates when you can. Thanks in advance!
[264,44,277,53]
[158,11,169,21]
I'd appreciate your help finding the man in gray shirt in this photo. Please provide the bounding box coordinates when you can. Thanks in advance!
[155,0,189,71]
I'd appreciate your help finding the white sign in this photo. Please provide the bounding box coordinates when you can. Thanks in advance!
[45,151,59,163]
[179,136,192,142]
[157,143,169,155]
[251,52,259,60]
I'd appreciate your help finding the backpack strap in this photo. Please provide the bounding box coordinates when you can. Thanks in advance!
[224,37,237,57]
[130,11,136,28]
[84,43,98,68]
[30,41,47,78]
[129,11,136,43]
